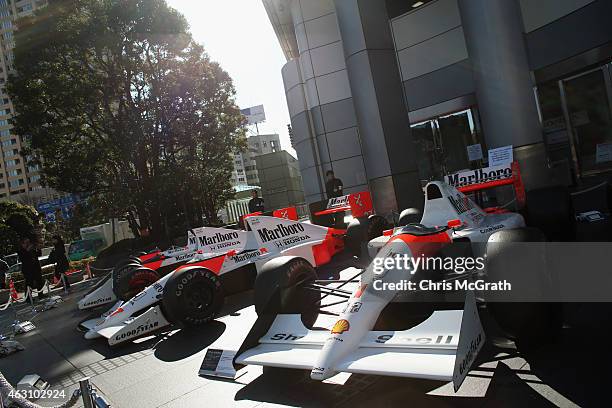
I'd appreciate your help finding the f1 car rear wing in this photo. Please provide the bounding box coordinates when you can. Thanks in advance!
[309,191,374,223]
[239,206,298,230]
[444,161,526,209]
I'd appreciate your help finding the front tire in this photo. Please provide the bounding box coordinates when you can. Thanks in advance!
[114,266,160,301]
[485,228,562,351]
[162,266,224,327]
[254,257,319,328]
[345,215,389,261]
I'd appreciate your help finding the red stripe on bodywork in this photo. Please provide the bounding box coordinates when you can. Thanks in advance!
[175,253,227,275]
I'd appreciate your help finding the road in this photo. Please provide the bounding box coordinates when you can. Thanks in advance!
[0,277,609,407]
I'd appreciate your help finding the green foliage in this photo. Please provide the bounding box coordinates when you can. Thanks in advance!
[0,201,39,255]
[8,0,245,239]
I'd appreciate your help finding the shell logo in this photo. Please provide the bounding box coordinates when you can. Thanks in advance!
[331,319,350,334]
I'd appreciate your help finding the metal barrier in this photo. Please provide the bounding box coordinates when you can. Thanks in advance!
[0,374,109,408]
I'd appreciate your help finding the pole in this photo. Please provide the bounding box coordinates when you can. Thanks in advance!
[79,377,95,408]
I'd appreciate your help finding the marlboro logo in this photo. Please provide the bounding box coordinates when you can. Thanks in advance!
[445,164,512,187]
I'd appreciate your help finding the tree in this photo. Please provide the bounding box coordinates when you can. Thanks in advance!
[0,201,40,255]
[8,0,245,239]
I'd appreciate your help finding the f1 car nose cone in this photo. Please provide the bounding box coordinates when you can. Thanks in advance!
[311,366,336,381]
[84,330,102,339]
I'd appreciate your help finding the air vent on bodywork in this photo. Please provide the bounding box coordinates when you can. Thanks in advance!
[426,184,442,200]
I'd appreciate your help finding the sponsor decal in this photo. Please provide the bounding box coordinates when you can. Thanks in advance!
[326,336,344,343]
[231,250,262,263]
[312,367,325,373]
[198,231,240,247]
[457,333,483,377]
[353,193,363,209]
[270,333,305,341]
[479,224,504,234]
[375,334,454,345]
[445,165,512,187]
[257,223,305,242]
[331,319,350,334]
[153,283,163,293]
[448,194,476,214]
[343,301,362,313]
[173,252,196,261]
[327,195,349,209]
[83,296,112,307]
[114,321,160,342]
[278,209,289,219]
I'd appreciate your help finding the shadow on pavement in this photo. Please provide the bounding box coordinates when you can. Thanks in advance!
[153,321,225,362]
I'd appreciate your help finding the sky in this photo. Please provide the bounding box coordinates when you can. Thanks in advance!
[165,0,295,155]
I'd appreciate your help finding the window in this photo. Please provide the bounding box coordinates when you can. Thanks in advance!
[28,175,40,182]
[3,148,17,157]
[17,3,32,13]
[5,158,19,166]
[0,119,8,126]
[8,179,24,188]
[28,164,39,172]
[2,21,12,29]
[1,138,15,147]
[7,168,21,177]
[0,130,9,138]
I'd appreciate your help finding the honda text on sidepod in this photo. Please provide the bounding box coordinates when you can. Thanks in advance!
[79,209,384,346]
[77,208,301,313]
[232,181,560,392]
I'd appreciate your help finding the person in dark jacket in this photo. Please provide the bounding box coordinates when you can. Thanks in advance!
[248,190,265,213]
[325,170,343,199]
[17,237,46,301]
[49,235,70,291]
[0,257,8,290]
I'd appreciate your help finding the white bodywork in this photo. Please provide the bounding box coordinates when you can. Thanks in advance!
[78,227,254,311]
[235,237,485,391]
[82,216,338,345]
[368,181,525,258]
[233,181,528,391]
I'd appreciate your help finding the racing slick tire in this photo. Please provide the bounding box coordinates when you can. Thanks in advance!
[254,257,319,328]
[114,266,160,301]
[398,208,421,226]
[485,228,562,351]
[161,266,224,327]
[525,186,573,241]
[111,262,141,298]
[345,215,389,261]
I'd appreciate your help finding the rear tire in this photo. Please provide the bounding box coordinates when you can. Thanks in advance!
[254,257,319,328]
[162,266,224,327]
[526,186,573,241]
[345,215,389,261]
[485,228,562,351]
[114,266,160,301]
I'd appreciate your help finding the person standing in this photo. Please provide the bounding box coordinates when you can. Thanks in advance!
[17,237,46,301]
[50,235,70,291]
[248,189,265,213]
[325,170,343,199]
[0,257,8,290]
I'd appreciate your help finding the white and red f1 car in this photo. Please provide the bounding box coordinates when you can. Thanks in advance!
[231,179,560,392]
[80,214,356,346]
[77,208,302,312]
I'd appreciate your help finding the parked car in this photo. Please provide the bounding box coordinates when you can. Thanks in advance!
[68,238,105,261]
